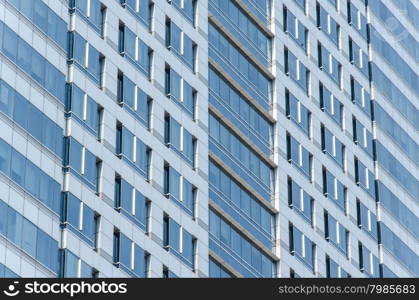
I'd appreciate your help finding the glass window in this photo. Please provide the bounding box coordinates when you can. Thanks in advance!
[240,190,251,216]
[36,229,58,272]
[87,45,101,81]
[0,139,11,176]
[7,208,23,246]
[138,40,149,74]
[17,38,32,72]
[209,161,220,189]
[25,160,40,198]
[220,170,231,198]
[122,75,135,108]
[122,127,134,160]
[169,218,181,252]
[134,190,147,225]
[183,128,195,163]
[119,233,132,268]
[47,11,68,50]
[70,84,84,118]
[123,26,136,59]
[138,0,151,26]
[209,210,220,239]
[90,0,103,30]
[182,230,194,264]
[0,200,7,236]
[82,205,95,241]
[241,238,251,263]
[73,33,86,65]
[170,22,181,52]
[230,228,241,256]
[251,246,262,271]
[69,138,83,173]
[183,81,195,115]
[171,69,181,101]
[33,0,48,33]
[2,26,18,62]
[64,250,79,278]
[83,149,97,185]
[220,124,230,150]
[28,105,44,142]
[21,218,37,257]
[133,244,145,277]
[136,139,149,175]
[230,135,240,159]
[31,50,46,85]
[13,94,28,129]
[10,150,26,187]
[19,0,34,18]
[136,87,150,124]
[170,118,181,150]
[66,193,81,229]
[0,80,15,117]
[182,178,194,211]
[86,96,99,132]
[80,260,94,277]
[169,167,180,201]
[39,173,52,210]
[75,0,88,15]
[120,178,133,213]
[209,114,219,141]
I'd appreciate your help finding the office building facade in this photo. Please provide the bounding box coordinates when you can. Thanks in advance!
[0,0,417,278]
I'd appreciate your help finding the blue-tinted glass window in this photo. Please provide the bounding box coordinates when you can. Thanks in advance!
[287,135,312,180]
[358,243,380,277]
[289,224,314,270]
[121,25,136,59]
[321,125,345,169]
[17,38,32,72]
[316,3,340,47]
[209,23,271,103]
[288,178,313,224]
[284,7,308,52]
[68,138,83,173]
[171,0,196,24]
[165,67,195,117]
[166,19,195,70]
[210,114,273,194]
[21,218,37,258]
[25,160,40,198]
[121,0,152,29]
[168,166,180,201]
[320,83,343,128]
[10,149,26,187]
[134,190,148,226]
[0,139,60,213]
[0,200,59,273]
[69,32,103,84]
[71,0,104,34]
[117,73,151,128]
[286,91,310,136]
[2,25,18,61]
[209,210,274,277]
[63,250,79,278]
[0,139,11,176]
[9,0,67,49]
[0,79,14,117]
[83,149,97,185]
[117,232,132,269]
[285,49,309,94]
[119,24,151,78]
[7,208,23,247]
